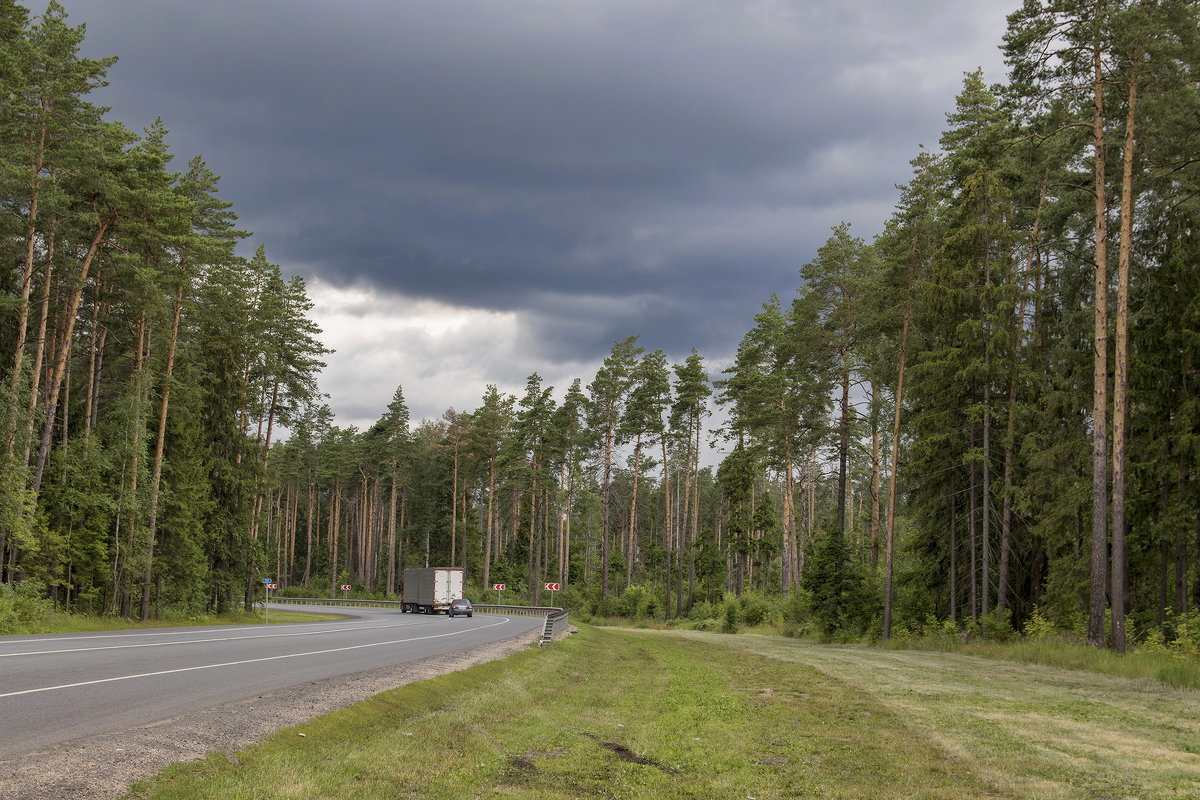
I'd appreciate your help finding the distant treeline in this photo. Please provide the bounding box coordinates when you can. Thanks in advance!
[3,1,1199,652]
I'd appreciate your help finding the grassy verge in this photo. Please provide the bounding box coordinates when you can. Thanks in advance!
[3,608,346,635]
[124,624,1200,800]
[680,631,1200,799]
[591,611,1200,690]
[938,636,1200,689]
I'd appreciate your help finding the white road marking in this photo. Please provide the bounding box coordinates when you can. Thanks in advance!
[0,617,514,699]
[0,620,439,658]
[0,609,380,644]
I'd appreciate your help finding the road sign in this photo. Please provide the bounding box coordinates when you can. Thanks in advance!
[267,583,278,589]
[339,584,352,591]
[492,583,506,591]
[261,578,273,584]
[544,582,560,591]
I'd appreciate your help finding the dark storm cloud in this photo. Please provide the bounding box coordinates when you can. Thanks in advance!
[62,0,1011,371]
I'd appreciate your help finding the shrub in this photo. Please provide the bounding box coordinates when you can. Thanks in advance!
[689,601,714,623]
[977,607,1015,642]
[1136,627,1171,655]
[0,589,18,634]
[721,598,740,634]
[593,593,622,618]
[1022,606,1058,639]
[619,585,648,619]
[802,526,872,636]
[738,593,771,627]
[1172,611,1200,655]
[0,581,54,635]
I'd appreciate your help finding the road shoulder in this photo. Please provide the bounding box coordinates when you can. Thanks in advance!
[1,629,538,800]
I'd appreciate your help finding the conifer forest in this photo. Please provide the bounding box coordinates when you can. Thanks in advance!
[2,1,1199,652]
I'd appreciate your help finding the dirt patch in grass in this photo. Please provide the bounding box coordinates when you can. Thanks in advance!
[580,731,679,773]
[506,754,540,776]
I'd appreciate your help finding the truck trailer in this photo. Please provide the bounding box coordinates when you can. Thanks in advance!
[401,567,464,614]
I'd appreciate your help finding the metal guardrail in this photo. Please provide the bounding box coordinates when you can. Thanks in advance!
[275,597,405,609]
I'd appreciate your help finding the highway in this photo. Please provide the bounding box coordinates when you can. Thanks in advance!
[0,605,542,759]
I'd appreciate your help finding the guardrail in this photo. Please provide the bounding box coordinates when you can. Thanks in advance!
[272,597,569,642]
[275,597,405,609]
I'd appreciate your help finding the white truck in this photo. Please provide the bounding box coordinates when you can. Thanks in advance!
[401,567,464,614]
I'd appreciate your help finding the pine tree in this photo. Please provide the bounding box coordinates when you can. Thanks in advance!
[670,350,710,613]
[799,224,876,536]
[587,335,642,597]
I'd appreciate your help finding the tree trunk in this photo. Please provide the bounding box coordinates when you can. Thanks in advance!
[1110,53,1138,654]
[601,419,613,597]
[661,433,672,615]
[969,426,979,621]
[483,460,495,591]
[882,282,912,638]
[627,438,640,590]
[1087,30,1111,649]
[6,108,48,455]
[1176,467,1188,614]
[22,255,55,467]
[982,353,992,632]
[387,472,398,594]
[330,482,341,594]
[836,360,851,533]
[141,285,184,620]
[869,388,881,570]
[460,475,468,579]
[949,496,958,622]
[782,450,795,596]
[999,189,1040,612]
[32,218,111,494]
[123,312,148,617]
[303,484,315,585]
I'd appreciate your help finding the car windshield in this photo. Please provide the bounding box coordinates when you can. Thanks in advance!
[452,599,470,606]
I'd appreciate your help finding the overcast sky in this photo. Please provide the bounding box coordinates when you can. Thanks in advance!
[59,0,1014,434]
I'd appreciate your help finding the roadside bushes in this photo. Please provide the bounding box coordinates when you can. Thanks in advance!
[683,592,786,634]
[1136,610,1200,657]
[0,580,55,634]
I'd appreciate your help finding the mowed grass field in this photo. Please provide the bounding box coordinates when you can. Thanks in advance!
[126,626,1200,800]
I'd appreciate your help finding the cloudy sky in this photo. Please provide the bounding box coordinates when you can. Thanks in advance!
[60,0,1013,433]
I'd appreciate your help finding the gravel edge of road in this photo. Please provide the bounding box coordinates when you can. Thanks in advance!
[2,627,541,800]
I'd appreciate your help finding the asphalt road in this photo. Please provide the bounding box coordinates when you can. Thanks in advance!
[0,605,541,759]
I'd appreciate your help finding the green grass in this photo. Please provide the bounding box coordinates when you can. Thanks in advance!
[954,637,1200,689]
[877,631,1200,690]
[122,624,1200,800]
[682,631,1200,799]
[593,609,1200,690]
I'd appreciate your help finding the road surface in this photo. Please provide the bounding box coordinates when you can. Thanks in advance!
[0,605,541,759]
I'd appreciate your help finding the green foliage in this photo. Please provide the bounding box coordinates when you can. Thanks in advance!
[802,527,874,638]
[1173,612,1200,656]
[1138,611,1200,658]
[0,580,53,634]
[1022,607,1060,640]
[616,584,657,620]
[975,606,1015,642]
[720,596,740,633]
[3,0,1199,655]
[737,591,772,627]
[687,600,713,622]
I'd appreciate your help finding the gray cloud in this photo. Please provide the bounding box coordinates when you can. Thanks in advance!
[61,0,1013,422]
